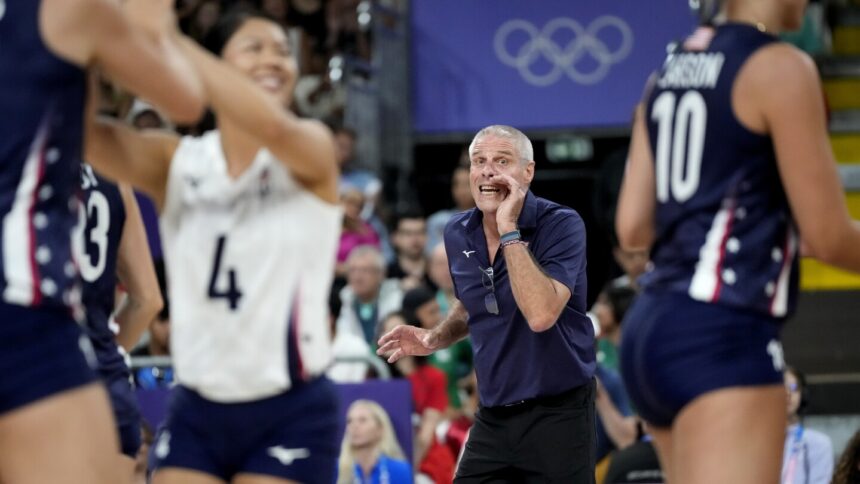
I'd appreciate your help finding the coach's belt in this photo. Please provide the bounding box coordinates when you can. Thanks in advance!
[496,385,583,409]
[503,399,528,407]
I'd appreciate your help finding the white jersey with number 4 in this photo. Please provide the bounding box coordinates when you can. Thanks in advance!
[161,131,341,403]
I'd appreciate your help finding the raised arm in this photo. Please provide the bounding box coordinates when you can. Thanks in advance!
[495,176,579,333]
[41,0,204,123]
[745,44,860,272]
[83,72,179,209]
[377,300,469,363]
[177,36,339,204]
[501,242,571,333]
[113,184,162,351]
[616,105,657,253]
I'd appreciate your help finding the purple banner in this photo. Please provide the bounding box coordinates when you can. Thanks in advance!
[411,0,696,133]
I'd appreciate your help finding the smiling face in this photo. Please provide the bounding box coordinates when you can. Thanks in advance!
[469,135,534,214]
[221,18,298,107]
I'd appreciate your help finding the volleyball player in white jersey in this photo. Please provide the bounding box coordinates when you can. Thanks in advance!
[86,6,341,484]
[0,1,202,483]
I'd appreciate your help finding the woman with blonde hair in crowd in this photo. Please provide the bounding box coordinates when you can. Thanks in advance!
[338,399,411,484]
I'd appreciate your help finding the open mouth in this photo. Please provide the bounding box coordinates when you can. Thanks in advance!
[479,185,503,194]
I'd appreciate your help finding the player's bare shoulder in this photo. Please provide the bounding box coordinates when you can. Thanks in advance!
[291,117,339,204]
[742,41,819,99]
[297,117,338,167]
[734,41,819,133]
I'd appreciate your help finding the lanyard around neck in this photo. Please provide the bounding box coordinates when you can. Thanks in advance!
[782,424,805,483]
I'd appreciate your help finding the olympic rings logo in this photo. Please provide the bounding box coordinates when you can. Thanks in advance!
[494,16,634,87]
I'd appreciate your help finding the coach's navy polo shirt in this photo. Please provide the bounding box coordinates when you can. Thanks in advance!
[443,191,595,407]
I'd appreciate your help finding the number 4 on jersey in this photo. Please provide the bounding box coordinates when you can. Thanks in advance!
[208,236,243,310]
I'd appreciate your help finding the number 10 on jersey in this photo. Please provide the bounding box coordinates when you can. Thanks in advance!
[652,90,707,204]
[208,235,243,310]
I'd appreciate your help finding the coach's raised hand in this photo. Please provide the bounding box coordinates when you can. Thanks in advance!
[495,172,527,235]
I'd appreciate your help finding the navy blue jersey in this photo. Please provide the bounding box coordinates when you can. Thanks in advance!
[0,0,87,311]
[79,164,126,374]
[639,23,799,318]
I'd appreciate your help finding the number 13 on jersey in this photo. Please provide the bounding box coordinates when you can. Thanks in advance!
[208,235,243,310]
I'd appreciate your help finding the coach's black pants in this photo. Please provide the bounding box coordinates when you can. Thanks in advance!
[455,379,596,484]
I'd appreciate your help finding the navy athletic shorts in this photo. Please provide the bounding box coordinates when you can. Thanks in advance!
[151,377,339,483]
[619,290,784,427]
[0,301,97,415]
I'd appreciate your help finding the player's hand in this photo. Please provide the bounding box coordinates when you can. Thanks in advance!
[124,0,178,39]
[377,325,438,363]
[495,173,526,235]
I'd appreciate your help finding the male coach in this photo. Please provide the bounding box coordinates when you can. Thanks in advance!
[378,125,596,483]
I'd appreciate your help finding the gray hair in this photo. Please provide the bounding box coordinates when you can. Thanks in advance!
[468,125,534,165]
[346,245,386,272]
